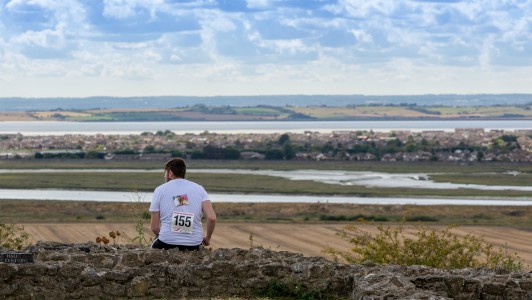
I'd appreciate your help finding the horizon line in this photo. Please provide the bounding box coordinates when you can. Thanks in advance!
[2,93,532,100]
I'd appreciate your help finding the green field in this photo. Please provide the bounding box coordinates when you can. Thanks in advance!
[291,105,532,120]
[5,104,532,121]
[0,160,531,199]
[234,107,284,117]
[2,200,532,227]
[1,171,531,198]
[430,173,532,186]
[1,160,531,227]
[2,159,532,173]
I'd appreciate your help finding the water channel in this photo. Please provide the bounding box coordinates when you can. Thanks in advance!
[1,169,531,191]
[2,120,531,135]
[0,169,530,205]
[0,189,530,206]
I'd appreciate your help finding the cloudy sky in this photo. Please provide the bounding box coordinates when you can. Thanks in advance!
[1,0,531,98]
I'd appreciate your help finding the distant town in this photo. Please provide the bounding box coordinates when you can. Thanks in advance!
[1,128,531,163]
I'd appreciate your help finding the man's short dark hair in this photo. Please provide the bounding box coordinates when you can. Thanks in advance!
[165,157,186,178]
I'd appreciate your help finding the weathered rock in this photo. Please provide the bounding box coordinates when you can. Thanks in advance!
[0,244,531,299]
[0,263,17,281]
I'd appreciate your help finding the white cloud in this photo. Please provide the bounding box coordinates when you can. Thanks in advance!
[264,39,311,55]
[479,35,496,70]
[78,63,104,77]
[102,0,166,20]
[1,0,532,97]
[142,49,162,62]
[102,0,138,19]
[101,62,153,79]
[327,0,399,18]
[71,45,157,79]
[195,10,242,63]
[200,11,238,33]
[111,42,150,50]
[0,53,20,81]
[13,28,63,48]
[169,54,182,62]
[72,50,98,62]
[351,29,373,43]
[6,0,52,10]
[246,0,271,9]
[26,61,68,77]
[0,51,68,77]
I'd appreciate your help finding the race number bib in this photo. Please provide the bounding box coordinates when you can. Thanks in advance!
[171,211,194,234]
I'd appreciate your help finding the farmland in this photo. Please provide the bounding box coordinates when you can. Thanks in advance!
[1,104,532,121]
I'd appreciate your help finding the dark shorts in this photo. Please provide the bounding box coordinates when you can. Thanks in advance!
[151,238,201,251]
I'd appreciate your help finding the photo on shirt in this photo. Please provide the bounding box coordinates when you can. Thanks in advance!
[173,194,189,206]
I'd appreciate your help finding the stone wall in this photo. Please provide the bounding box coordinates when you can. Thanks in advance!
[1,241,531,299]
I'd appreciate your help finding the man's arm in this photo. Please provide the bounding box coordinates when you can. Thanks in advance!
[202,200,216,246]
[150,211,161,237]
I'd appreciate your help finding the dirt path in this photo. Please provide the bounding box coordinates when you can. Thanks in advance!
[20,222,532,271]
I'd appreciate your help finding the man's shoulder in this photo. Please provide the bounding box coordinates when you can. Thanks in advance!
[158,179,204,190]
[182,179,205,189]
[154,181,172,192]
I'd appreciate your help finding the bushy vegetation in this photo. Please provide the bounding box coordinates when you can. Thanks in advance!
[191,145,241,159]
[0,223,31,250]
[408,107,442,115]
[188,104,236,114]
[320,214,390,222]
[34,151,105,159]
[324,219,523,272]
[492,135,520,153]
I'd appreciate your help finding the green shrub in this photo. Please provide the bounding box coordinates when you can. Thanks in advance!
[320,214,389,222]
[0,223,31,250]
[472,213,492,220]
[405,215,438,222]
[323,219,523,272]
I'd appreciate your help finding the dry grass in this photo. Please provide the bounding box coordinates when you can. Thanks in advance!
[0,112,34,121]
[293,106,428,118]
[3,201,532,227]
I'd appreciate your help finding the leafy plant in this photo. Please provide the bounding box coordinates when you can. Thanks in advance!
[127,191,151,247]
[0,223,31,250]
[323,219,523,272]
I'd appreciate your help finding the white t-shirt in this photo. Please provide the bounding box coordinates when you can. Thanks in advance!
[149,178,210,246]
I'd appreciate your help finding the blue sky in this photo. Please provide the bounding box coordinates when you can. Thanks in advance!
[1,0,531,97]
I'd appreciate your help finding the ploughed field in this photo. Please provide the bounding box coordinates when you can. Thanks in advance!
[20,221,532,272]
[8,201,532,271]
